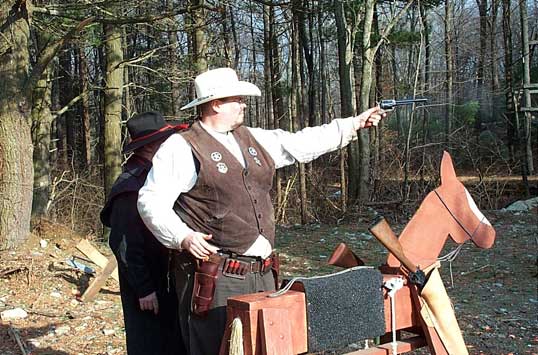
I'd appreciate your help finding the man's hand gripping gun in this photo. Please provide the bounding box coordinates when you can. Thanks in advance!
[379,98,428,111]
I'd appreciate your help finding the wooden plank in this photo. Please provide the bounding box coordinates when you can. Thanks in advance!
[259,308,294,355]
[81,255,118,302]
[76,239,119,282]
[342,336,426,354]
[409,286,447,355]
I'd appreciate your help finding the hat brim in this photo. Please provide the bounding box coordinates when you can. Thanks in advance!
[122,127,177,154]
[180,81,261,110]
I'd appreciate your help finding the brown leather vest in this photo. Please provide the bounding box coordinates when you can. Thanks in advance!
[174,121,276,254]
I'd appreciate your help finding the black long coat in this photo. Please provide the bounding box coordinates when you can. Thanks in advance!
[101,156,185,355]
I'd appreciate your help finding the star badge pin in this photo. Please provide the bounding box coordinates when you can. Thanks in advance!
[216,162,228,174]
[211,152,222,162]
[248,147,258,156]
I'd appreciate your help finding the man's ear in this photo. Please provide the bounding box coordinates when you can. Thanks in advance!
[209,99,224,114]
[199,101,218,115]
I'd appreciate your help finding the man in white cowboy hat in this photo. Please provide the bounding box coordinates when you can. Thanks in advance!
[137,68,387,355]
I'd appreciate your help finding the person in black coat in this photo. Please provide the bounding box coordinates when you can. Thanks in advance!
[100,112,188,355]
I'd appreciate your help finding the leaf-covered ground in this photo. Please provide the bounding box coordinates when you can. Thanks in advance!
[1,209,536,354]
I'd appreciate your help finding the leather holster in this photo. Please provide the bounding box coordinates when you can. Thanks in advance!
[271,253,280,290]
[191,254,222,317]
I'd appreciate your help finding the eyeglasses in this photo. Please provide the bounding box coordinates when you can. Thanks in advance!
[221,97,244,104]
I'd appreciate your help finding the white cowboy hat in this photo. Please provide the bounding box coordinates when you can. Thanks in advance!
[180,68,261,110]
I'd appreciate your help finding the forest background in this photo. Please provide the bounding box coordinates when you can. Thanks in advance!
[0,0,536,249]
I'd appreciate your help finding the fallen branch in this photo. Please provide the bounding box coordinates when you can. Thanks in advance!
[0,267,28,279]
[8,325,29,355]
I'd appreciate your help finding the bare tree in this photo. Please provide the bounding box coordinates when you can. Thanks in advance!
[0,0,92,248]
[519,0,534,176]
[103,22,124,199]
[444,0,455,146]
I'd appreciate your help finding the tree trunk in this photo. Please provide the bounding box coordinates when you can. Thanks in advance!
[335,0,358,209]
[419,2,431,181]
[403,15,424,201]
[167,0,182,116]
[490,0,500,122]
[57,49,73,166]
[263,5,275,131]
[318,2,328,124]
[502,0,516,162]
[291,1,308,224]
[519,0,534,176]
[229,6,240,70]
[372,5,382,189]
[0,0,33,249]
[299,0,315,127]
[78,47,92,168]
[192,0,208,74]
[249,1,259,128]
[31,64,54,220]
[476,0,488,139]
[96,43,106,166]
[444,0,454,146]
[262,4,281,217]
[356,0,378,203]
[391,45,402,138]
[220,2,233,67]
[103,23,124,199]
[267,4,284,216]
[270,5,286,131]
[65,46,78,168]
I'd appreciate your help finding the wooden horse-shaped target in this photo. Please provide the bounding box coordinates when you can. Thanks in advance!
[386,151,495,269]
[220,152,496,355]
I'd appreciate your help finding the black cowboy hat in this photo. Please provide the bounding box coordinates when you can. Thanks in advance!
[122,111,188,154]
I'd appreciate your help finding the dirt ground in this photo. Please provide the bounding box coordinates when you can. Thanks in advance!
[0,206,536,355]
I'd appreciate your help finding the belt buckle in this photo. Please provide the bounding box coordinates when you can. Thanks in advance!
[222,258,247,280]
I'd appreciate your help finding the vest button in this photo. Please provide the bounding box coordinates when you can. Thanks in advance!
[254,199,258,204]
[244,170,249,176]
[258,213,262,218]
[260,228,265,233]
[247,186,252,190]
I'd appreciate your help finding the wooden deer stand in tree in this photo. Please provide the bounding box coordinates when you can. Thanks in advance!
[220,152,496,355]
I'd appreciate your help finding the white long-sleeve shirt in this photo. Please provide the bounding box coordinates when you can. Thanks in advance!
[137,118,361,257]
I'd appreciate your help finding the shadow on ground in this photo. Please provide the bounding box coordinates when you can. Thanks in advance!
[1,323,71,355]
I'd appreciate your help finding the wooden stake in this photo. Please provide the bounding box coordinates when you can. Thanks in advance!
[81,255,118,302]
